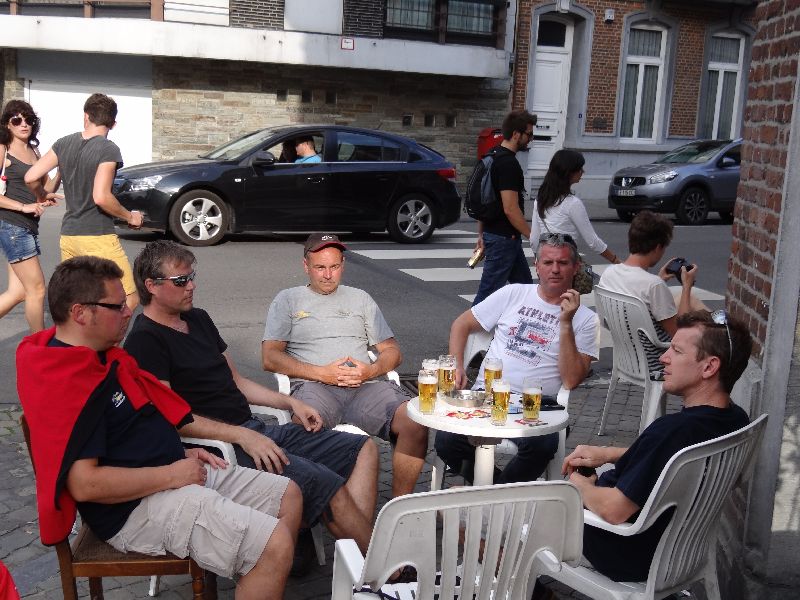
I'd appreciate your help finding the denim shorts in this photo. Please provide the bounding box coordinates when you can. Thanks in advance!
[0,221,40,264]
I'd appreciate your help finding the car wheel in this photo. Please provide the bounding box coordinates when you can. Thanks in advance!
[387,195,435,243]
[168,190,230,247]
[676,187,710,225]
[719,210,734,224]
[616,209,636,222]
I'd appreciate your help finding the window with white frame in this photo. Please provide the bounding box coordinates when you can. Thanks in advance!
[620,26,667,141]
[700,34,744,139]
[385,0,501,46]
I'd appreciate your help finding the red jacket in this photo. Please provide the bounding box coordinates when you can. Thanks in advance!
[17,328,192,546]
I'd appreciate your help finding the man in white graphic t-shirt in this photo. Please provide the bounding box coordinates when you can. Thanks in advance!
[435,234,599,482]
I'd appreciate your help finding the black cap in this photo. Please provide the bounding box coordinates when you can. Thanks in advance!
[303,233,347,256]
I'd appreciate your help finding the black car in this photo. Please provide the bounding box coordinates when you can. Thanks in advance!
[113,125,462,246]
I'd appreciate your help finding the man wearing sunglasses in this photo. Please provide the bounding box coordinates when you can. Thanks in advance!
[18,256,299,598]
[556,310,750,587]
[472,109,538,306]
[435,234,599,483]
[124,240,378,572]
[25,93,143,311]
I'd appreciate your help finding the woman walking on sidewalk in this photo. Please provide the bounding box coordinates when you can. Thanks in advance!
[0,100,60,332]
[531,149,620,264]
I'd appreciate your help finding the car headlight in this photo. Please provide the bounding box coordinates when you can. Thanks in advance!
[648,171,678,184]
[128,175,163,192]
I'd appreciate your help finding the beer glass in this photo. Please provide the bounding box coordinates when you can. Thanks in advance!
[483,357,503,396]
[438,354,456,397]
[491,379,511,426]
[522,377,543,421]
[418,369,438,414]
[422,358,439,372]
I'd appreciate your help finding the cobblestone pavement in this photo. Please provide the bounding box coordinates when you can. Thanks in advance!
[1,371,695,599]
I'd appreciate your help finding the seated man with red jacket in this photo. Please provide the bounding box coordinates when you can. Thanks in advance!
[17,256,299,600]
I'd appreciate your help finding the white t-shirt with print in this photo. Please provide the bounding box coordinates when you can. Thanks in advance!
[471,284,599,396]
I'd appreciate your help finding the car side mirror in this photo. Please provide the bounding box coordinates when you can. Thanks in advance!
[253,151,276,166]
[719,156,738,168]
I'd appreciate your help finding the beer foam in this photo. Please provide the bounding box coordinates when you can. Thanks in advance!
[492,381,511,393]
[523,386,542,394]
[419,374,438,384]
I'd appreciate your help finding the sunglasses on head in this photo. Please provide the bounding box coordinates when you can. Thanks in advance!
[710,309,733,362]
[152,271,196,287]
[538,232,578,248]
[9,115,37,127]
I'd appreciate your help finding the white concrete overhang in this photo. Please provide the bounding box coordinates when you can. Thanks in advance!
[0,15,509,78]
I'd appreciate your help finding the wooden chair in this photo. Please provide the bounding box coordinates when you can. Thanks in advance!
[19,415,213,599]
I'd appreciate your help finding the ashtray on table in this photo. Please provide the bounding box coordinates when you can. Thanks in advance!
[443,389,489,408]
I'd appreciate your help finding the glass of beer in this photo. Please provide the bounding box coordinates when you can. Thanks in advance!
[438,354,456,398]
[422,358,439,372]
[491,379,511,426]
[483,357,503,397]
[418,369,438,414]
[522,377,543,422]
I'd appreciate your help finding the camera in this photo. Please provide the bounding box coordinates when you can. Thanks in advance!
[665,257,695,284]
[576,466,597,478]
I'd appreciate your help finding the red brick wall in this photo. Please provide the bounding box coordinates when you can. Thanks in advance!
[513,1,754,137]
[729,0,800,357]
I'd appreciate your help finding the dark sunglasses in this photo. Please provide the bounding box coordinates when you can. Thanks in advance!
[538,232,578,248]
[710,309,733,362]
[9,115,37,127]
[81,301,127,312]
[153,271,196,287]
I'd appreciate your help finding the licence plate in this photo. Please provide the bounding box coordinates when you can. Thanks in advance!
[615,189,636,196]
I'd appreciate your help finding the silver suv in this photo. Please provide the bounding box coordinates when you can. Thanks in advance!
[608,139,741,225]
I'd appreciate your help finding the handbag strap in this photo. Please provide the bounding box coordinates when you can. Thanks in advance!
[0,146,8,179]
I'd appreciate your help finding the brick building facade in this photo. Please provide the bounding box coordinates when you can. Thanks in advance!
[511,0,757,200]
[724,0,800,597]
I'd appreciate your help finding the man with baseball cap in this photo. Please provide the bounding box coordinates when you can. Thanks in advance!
[262,233,429,497]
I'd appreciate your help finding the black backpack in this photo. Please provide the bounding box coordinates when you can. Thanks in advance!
[464,149,502,222]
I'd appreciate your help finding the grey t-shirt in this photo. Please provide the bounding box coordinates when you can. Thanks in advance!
[263,285,395,377]
[52,132,123,236]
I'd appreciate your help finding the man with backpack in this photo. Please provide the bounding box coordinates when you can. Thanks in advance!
[468,109,537,305]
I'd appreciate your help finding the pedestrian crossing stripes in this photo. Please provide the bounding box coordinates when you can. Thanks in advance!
[347,229,724,350]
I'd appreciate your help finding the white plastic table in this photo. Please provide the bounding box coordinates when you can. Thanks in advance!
[407,395,569,486]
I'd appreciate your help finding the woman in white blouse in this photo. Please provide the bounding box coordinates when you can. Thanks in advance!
[530,149,620,264]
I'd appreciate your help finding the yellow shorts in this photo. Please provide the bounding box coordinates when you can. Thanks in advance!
[60,234,136,295]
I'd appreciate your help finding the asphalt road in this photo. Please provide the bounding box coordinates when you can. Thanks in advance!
[0,200,733,403]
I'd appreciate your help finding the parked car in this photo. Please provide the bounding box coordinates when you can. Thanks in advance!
[113,125,461,246]
[608,138,741,225]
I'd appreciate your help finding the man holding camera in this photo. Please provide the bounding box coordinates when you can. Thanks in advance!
[598,211,706,373]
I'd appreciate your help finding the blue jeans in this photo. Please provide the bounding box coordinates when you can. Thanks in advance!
[473,231,532,305]
[0,221,40,264]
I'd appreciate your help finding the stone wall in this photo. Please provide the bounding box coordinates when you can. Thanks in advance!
[1,49,24,106]
[230,0,283,29]
[152,57,510,189]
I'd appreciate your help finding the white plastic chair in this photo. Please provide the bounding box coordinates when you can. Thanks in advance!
[533,414,768,600]
[332,481,584,600]
[593,285,670,435]
[430,328,571,490]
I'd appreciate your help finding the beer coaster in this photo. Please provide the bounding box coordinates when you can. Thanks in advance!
[445,409,491,419]
[514,418,544,427]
